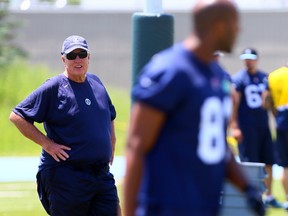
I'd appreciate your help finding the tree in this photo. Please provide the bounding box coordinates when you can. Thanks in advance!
[0,4,27,68]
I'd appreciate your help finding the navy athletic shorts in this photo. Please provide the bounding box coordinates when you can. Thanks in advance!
[238,125,275,165]
[36,163,119,216]
[275,129,288,167]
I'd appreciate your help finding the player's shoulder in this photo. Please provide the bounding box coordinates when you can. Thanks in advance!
[268,67,288,86]
[232,69,247,80]
[39,74,65,89]
[270,66,288,77]
[86,72,100,81]
[27,74,66,98]
[137,45,186,88]
[148,43,191,70]
[257,69,268,77]
[234,69,246,75]
[86,73,105,86]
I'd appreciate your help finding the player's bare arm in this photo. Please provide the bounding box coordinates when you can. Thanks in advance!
[9,111,71,162]
[262,90,277,116]
[226,149,265,216]
[229,90,243,142]
[124,102,166,216]
[110,120,116,165]
[226,148,248,189]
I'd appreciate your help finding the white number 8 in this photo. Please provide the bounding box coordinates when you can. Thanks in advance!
[197,97,231,164]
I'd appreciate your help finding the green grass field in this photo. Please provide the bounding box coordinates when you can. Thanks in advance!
[0,180,286,216]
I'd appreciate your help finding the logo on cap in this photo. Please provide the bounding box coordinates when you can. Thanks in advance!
[240,48,258,60]
[72,37,81,44]
[61,35,89,55]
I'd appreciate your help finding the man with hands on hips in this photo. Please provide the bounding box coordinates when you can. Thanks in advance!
[9,35,120,216]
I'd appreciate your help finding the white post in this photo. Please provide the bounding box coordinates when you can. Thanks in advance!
[143,0,163,14]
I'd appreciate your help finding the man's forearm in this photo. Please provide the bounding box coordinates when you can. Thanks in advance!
[9,112,52,148]
[226,150,248,191]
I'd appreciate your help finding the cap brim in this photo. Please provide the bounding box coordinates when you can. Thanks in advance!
[240,54,257,60]
[63,45,89,54]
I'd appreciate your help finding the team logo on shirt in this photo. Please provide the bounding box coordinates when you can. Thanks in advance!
[221,79,231,94]
[253,77,259,83]
[85,98,91,105]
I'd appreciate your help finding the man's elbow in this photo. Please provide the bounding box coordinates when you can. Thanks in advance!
[9,111,21,124]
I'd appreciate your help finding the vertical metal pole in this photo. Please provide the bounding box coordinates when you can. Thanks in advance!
[131,0,174,100]
[143,0,162,14]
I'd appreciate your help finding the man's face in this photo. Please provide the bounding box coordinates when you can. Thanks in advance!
[244,59,258,73]
[219,10,239,53]
[62,48,90,78]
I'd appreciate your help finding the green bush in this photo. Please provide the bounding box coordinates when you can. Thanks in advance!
[0,60,50,107]
[1,60,54,155]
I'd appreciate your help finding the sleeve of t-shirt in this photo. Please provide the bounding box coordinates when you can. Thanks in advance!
[12,79,53,124]
[132,63,189,113]
[88,73,117,121]
[107,94,116,121]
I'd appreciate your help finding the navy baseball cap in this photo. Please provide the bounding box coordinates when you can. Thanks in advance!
[61,35,89,55]
[240,48,258,60]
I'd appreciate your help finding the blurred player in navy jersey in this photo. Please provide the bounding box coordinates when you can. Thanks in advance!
[263,63,288,211]
[124,1,265,216]
[231,47,281,208]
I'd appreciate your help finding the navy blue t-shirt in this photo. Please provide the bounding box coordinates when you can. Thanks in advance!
[232,69,269,127]
[132,43,232,214]
[13,73,116,170]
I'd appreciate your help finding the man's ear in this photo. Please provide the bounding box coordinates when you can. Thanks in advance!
[61,55,66,64]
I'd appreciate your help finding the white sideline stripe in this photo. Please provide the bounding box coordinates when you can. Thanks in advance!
[0,156,126,182]
[0,156,283,182]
